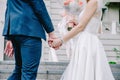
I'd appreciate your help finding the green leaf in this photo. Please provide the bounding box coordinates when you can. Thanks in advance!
[109,61,117,64]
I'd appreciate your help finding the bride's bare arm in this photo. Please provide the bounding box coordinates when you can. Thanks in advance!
[50,0,98,49]
[62,0,98,42]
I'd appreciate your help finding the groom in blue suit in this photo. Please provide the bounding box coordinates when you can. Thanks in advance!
[3,0,56,80]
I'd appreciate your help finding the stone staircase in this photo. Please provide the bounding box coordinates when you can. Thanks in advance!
[0,0,120,80]
[0,61,120,80]
[1,34,120,80]
[0,61,66,80]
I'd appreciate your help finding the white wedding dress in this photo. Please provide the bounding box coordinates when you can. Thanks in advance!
[59,0,115,80]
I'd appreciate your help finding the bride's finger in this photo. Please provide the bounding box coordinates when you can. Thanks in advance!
[51,42,57,48]
[51,42,58,48]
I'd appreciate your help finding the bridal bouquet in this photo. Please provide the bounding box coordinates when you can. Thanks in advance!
[63,0,83,6]
[57,0,84,35]
[61,0,84,31]
[65,17,78,31]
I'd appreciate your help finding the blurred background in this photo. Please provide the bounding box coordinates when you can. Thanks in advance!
[0,0,120,80]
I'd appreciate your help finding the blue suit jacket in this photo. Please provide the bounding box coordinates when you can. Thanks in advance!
[3,0,54,40]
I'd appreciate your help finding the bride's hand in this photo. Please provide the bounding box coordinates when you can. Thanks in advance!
[51,38,63,50]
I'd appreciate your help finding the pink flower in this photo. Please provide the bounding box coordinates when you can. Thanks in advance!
[64,1,70,5]
[64,0,74,5]
[64,0,83,6]
[79,1,83,6]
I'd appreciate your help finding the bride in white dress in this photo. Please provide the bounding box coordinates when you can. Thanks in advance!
[49,0,115,80]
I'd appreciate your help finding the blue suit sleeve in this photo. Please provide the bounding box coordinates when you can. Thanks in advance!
[29,0,54,33]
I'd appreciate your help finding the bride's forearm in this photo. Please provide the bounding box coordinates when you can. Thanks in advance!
[62,0,98,43]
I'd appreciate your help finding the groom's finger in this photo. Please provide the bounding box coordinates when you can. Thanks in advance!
[48,39,54,47]
[48,39,53,44]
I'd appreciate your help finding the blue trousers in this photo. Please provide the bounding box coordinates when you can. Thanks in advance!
[7,36,42,80]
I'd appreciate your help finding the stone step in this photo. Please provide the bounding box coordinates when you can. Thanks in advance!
[98,34,120,40]
[0,61,120,80]
[0,61,68,70]
[0,69,63,79]
[0,61,66,79]
[0,68,120,79]
[0,70,120,80]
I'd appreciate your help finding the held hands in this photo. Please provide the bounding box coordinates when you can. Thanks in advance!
[48,38,63,50]
[48,32,63,50]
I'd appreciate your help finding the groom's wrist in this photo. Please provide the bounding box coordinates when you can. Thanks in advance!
[48,31,57,39]
[48,32,54,36]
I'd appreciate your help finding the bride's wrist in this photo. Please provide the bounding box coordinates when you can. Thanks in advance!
[60,38,65,44]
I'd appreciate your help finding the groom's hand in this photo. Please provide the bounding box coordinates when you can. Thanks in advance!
[48,38,60,50]
[48,32,57,47]
[48,32,62,50]
[4,40,14,57]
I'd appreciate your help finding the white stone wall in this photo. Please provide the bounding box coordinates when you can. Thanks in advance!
[103,6,119,23]
[102,0,120,34]
[0,0,7,61]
